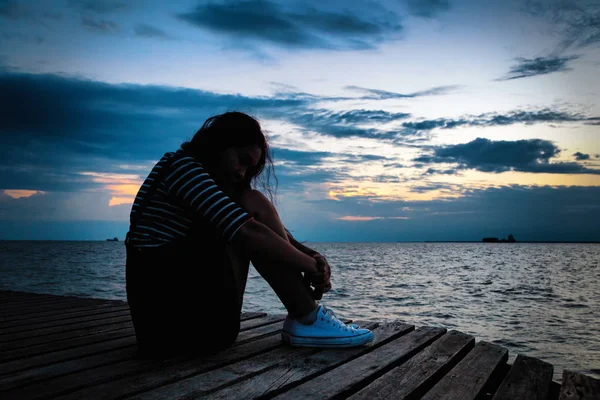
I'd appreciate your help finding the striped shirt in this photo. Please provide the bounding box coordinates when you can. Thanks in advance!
[127,150,252,247]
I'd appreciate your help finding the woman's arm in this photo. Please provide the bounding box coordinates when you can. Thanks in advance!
[233,219,318,274]
[286,230,318,257]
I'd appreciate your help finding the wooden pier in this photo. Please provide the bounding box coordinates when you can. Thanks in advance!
[1,290,598,399]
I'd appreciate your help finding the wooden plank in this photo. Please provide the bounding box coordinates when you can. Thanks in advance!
[1,305,131,330]
[270,326,446,399]
[0,298,110,317]
[0,312,265,375]
[0,309,131,338]
[422,340,509,400]
[492,354,553,400]
[53,318,360,400]
[0,319,133,352]
[193,322,416,400]
[350,330,475,399]
[0,336,136,376]
[559,370,600,400]
[0,327,133,362]
[0,302,127,323]
[0,344,138,391]
[5,316,288,400]
[0,295,75,307]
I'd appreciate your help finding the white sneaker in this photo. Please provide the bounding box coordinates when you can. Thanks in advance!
[281,305,374,347]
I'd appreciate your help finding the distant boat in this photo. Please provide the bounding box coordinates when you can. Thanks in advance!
[482,234,516,243]
[106,237,119,241]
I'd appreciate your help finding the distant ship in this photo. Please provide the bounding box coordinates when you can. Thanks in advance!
[482,234,516,243]
[106,237,119,241]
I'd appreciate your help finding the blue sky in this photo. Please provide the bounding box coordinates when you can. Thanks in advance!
[0,0,599,241]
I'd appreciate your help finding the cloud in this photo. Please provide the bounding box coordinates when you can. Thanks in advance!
[413,137,600,174]
[1,32,44,44]
[286,109,408,141]
[0,71,307,191]
[344,84,461,99]
[497,55,579,81]
[285,184,600,242]
[177,0,404,51]
[401,109,598,132]
[134,24,173,40]
[523,0,600,51]
[68,0,127,14]
[573,152,590,160]
[0,0,62,23]
[0,0,28,19]
[2,71,597,197]
[81,17,119,33]
[405,0,450,18]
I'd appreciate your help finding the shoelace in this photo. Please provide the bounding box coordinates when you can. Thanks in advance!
[322,306,356,332]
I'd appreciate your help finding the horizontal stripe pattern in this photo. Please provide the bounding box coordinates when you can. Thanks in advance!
[128,151,252,247]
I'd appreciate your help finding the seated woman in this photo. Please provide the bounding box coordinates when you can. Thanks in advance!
[125,111,373,358]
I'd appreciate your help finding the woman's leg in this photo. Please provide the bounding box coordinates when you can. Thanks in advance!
[232,190,317,318]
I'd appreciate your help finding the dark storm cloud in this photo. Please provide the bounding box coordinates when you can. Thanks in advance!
[344,85,461,99]
[405,0,450,18]
[497,55,579,81]
[134,24,172,40]
[296,185,600,242]
[573,152,590,160]
[413,138,600,174]
[68,0,127,14]
[177,0,403,50]
[523,0,600,51]
[0,71,309,190]
[81,17,120,33]
[401,109,597,132]
[2,71,597,193]
[0,0,26,19]
[288,110,400,141]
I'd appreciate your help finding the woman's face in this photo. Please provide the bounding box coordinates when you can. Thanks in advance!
[217,144,262,190]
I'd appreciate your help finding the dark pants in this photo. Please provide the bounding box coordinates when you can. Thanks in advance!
[125,240,242,358]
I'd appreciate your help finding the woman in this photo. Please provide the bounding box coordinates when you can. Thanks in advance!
[125,111,373,358]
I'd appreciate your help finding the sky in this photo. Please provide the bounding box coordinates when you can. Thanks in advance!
[0,0,599,242]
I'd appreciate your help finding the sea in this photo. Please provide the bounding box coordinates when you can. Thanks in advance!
[1,241,598,382]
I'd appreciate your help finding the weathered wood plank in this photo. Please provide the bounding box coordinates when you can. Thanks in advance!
[0,298,110,317]
[0,312,265,376]
[53,318,359,400]
[422,340,509,400]
[0,295,74,307]
[0,344,138,391]
[1,302,126,323]
[270,326,446,399]
[0,316,133,349]
[0,326,133,362]
[0,336,136,376]
[197,322,416,400]
[0,320,134,352]
[1,304,131,330]
[8,316,287,400]
[350,330,475,400]
[0,309,132,338]
[492,354,553,400]
[559,370,600,400]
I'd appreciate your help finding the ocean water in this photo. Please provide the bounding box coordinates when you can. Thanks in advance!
[1,240,598,382]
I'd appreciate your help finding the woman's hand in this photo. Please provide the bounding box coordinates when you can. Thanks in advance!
[304,253,332,300]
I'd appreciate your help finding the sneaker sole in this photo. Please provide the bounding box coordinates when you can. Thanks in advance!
[281,331,374,347]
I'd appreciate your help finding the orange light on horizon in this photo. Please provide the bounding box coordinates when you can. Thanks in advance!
[4,190,45,199]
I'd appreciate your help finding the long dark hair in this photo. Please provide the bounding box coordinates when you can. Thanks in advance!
[180,111,277,202]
